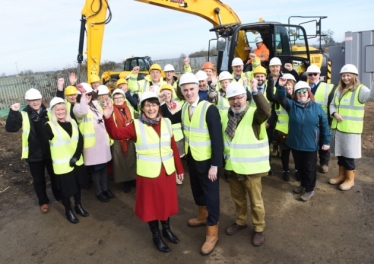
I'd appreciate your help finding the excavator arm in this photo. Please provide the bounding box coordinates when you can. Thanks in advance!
[135,0,241,26]
[77,0,111,82]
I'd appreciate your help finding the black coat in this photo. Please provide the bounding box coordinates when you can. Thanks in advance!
[6,105,51,162]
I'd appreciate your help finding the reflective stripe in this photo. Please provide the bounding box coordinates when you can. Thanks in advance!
[137,152,173,162]
[224,141,269,149]
[83,133,96,138]
[135,141,170,150]
[181,101,209,129]
[185,137,211,146]
[183,124,209,133]
[226,156,269,163]
[339,116,363,121]
[277,120,288,124]
[52,157,71,164]
[22,146,29,151]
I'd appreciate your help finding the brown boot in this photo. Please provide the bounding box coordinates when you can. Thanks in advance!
[187,206,208,227]
[339,170,355,191]
[200,224,219,255]
[328,166,345,185]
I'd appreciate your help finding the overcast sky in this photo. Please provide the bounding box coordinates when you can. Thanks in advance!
[0,0,372,76]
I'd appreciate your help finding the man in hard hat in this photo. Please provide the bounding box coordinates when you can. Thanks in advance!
[128,63,167,96]
[221,79,270,247]
[202,61,215,84]
[90,74,101,101]
[247,37,270,64]
[231,54,260,87]
[195,70,212,101]
[160,72,223,256]
[6,88,61,213]
[164,57,192,89]
[306,64,335,173]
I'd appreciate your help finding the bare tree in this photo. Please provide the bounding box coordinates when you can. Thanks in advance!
[322,29,335,45]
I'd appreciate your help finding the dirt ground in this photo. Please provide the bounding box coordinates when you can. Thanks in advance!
[0,103,374,264]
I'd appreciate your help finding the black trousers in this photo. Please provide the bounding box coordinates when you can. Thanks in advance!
[337,156,355,170]
[318,134,330,166]
[61,190,81,211]
[291,149,317,192]
[28,160,61,206]
[187,153,220,226]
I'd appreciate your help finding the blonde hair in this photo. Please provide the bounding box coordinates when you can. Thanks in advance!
[50,103,71,125]
[338,73,360,92]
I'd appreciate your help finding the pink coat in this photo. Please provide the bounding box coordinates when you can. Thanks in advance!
[73,97,112,166]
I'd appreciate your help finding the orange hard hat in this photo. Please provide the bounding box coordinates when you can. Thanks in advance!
[202,62,215,70]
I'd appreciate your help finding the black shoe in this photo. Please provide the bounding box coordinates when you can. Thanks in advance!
[224,174,229,183]
[295,170,300,181]
[130,180,136,188]
[123,182,131,193]
[66,210,79,224]
[268,169,273,176]
[283,171,290,182]
[103,189,115,198]
[75,204,89,217]
[148,220,170,252]
[161,218,179,244]
[96,192,110,202]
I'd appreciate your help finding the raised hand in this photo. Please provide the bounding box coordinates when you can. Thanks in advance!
[278,76,287,86]
[249,53,257,61]
[184,57,190,65]
[10,103,21,111]
[57,78,64,91]
[132,66,140,74]
[250,77,258,92]
[102,99,114,119]
[284,63,293,71]
[76,83,86,94]
[69,72,77,85]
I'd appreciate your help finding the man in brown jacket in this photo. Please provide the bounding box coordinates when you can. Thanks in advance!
[220,78,270,246]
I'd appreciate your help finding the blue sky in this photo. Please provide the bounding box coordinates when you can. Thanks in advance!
[0,0,373,76]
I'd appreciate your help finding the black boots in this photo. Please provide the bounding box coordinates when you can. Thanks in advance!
[75,204,89,217]
[66,210,79,224]
[161,218,180,243]
[283,171,290,182]
[148,220,170,252]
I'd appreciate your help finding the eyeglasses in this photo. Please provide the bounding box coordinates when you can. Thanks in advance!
[228,95,245,101]
[308,73,318,77]
[296,89,308,94]
[113,96,124,100]
[86,93,92,96]
[143,103,158,108]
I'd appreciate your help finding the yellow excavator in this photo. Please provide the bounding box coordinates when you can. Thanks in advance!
[77,0,331,84]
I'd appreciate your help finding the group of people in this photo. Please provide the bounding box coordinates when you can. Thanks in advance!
[6,51,374,256]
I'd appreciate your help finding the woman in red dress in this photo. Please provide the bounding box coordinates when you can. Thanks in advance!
[102,91,184,253]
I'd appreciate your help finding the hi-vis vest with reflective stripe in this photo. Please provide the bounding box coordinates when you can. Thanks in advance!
[133,118,176,178]
[314,82,334,115]
[216,94,230,113]
[47,120,83,175]
[221,107,270,174]
[181,101,212,161]
[331,85,364,134]
[20,110,51,159]
[275,104,289,134]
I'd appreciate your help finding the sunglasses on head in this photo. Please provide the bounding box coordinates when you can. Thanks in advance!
[308,73,318,77]
[296,89,308,94]
[86,93,93,96]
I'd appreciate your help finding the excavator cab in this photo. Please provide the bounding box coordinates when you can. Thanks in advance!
[212,22,312,80]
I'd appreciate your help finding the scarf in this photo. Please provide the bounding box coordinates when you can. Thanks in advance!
[113,102,132,155]
[225,105,249,141]
[139,112,161,125]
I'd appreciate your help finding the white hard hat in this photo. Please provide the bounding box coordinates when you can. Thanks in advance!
[112,88,125,96]
[179,72,199,86]
[25,88,42,100]
[226,82,246,99]
[269,57,282,66]
[255,37,263,43]
[294,81,311,91]
[232,57,244,67]
[98,85,109,95]
[340,64,358,75]
[282,73,296,82]
[218,71,233,81]
[49,97,65,110]
[306,64,321,74]
[140,91,158,104]
[163,64,175,72]
[80,83,93,94]
[195,70,208,81]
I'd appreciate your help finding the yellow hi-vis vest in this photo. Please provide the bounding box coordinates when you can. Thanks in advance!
[133,118,176,178]
[20,110,51,159]
[47,120,83,175]
[77,104,113,148]
[275,104,289,134]
[314,82,334,116]
[250,81,272,108]
[181,101,212,161]
[216,94,230,113]
[331,85,365,134]
[221,107,270,174]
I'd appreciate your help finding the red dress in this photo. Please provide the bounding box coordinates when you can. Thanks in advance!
[104,116,184,222]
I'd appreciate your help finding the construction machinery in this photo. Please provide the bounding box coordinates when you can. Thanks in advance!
[135,0,331,81]
[77,0,331,84]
